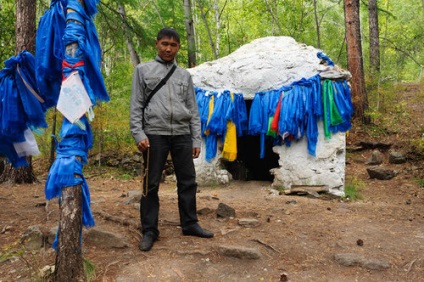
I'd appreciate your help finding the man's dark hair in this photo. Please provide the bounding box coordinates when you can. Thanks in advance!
[157,28,180,43]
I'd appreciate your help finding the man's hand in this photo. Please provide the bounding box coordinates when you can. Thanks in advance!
[137,139,150,152]
[192,147,200,159]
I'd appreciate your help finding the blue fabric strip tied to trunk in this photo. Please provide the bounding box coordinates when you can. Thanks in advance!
[0,51,48,167]
[42,0,105,250]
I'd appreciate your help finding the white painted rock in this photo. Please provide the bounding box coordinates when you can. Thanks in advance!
[189,36,349,195]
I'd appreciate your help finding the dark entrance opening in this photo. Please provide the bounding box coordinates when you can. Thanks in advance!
[221,99,280,181]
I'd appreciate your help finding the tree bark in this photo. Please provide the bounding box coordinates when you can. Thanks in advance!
[313,0,321,49]
[2,0,38,184]
[54,1,87,280]
[344,0,369,123]
[54,185,85,282]
[368,0,380,73]
[118,3,140,67]
[214,0,221,58]
[184,0,197,67]
[15,0,36,54]
[0,159,36,184]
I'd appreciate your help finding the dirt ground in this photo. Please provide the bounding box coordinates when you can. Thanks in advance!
[0,83,423,281]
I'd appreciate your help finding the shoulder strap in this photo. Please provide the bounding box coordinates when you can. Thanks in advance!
[144,64,177,109]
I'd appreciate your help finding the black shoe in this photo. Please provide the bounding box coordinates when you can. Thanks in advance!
[182,224,214,238]
[139,232,157,252]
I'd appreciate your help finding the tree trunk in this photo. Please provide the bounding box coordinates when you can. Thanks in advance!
[184,0,197,67]
[0,159,36,184]
[15,0,36,54]
[54,1,87,280]
[368,0,380,73]
[197,1,218,60]
[118,3,140,67]
[313,0,321,49]
[54,185,85,282]
[214,0,221,58]
[0,160,4,175]
[3,0,38,184]
[344,0,369,123]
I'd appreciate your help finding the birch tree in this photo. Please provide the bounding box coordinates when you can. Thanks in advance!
[118,3,140,67]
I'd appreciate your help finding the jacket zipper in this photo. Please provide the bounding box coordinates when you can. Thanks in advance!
[167,64,173,135]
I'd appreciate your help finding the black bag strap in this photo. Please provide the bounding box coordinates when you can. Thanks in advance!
[144,64,177,109]
[142,64,177,128]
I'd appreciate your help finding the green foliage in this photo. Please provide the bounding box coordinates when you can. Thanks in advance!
[375,0,424,82]
[84,258,96,281]
[0,0,15,67]
[410,131,424,156]
[343,176,365,201]
[413,178,424,188]
[366,80,422,133]
[275,185,285,194]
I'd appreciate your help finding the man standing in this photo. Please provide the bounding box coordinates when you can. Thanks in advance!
[130,28,213,252]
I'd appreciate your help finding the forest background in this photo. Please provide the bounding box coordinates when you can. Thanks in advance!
[0,0,423,174]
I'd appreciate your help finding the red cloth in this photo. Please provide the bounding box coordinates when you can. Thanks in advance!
[271,93,283,133]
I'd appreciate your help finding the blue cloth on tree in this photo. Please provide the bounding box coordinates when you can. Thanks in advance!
[63,1,109,104]
[45,116,95,251]
[0,51,47,167]
[36,0,67,107]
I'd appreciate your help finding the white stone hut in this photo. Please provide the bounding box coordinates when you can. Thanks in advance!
[188,36,351,196]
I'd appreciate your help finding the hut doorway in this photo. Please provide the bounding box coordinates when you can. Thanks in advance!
[221,100,280,181]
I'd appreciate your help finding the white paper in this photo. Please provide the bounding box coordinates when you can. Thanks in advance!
[13,128,41,157]
[57,71,93,123]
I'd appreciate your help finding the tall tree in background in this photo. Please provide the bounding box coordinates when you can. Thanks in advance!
[368,0,380,74]
[344,0,369,122]
[313,0,321,49]
[213,0,221,58]
[15,0,36,54]
[118,3,140,67]
[197,0,218,60]
[0,0,37,184]
[184,0,197,67]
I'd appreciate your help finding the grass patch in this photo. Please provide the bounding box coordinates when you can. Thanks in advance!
[413,178,424,188]
[343,177,365,201]
[84,258,96,281]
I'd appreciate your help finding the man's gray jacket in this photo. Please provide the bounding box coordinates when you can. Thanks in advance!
[130,56,202,148]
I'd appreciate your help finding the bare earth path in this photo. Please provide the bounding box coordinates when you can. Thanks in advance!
[1,162,423,281]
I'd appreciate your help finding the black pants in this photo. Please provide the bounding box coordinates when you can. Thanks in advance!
[141,135,198,237]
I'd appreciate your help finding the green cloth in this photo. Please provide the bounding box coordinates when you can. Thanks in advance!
[323,80,344,139]
[266,116,277,137]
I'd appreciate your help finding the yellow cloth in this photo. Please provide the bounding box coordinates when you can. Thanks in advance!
[222,121,237,161]
[222,93,237,161]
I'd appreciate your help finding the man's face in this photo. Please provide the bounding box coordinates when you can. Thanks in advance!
[155,36,180,62]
